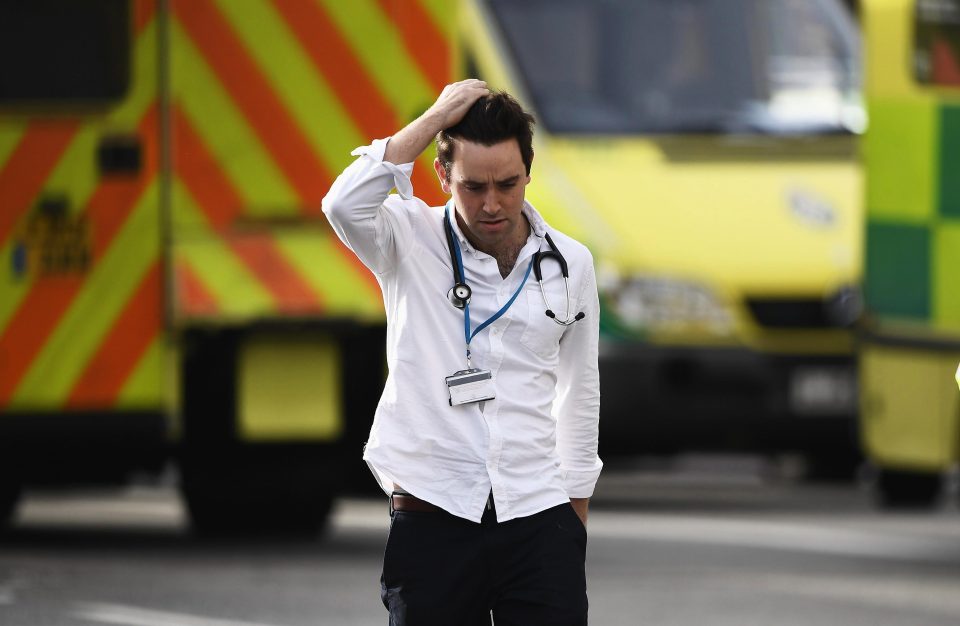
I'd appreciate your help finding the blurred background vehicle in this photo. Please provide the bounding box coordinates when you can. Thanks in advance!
[858,0,960,509]
[467,0,865,476]
[0,0,866,535]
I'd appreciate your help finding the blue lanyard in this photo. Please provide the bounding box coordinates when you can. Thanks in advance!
[446,204,533,363]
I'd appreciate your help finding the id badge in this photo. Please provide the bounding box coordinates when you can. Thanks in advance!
[445,368,495,406]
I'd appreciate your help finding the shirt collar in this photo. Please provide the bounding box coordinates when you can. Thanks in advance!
[446,200,549,255]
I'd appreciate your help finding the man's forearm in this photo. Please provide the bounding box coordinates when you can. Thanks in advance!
[383,109,446,165]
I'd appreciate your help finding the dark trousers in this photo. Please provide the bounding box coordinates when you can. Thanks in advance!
[380,501,588,625]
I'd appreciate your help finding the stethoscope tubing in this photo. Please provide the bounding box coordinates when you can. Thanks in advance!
[443,205,583,326]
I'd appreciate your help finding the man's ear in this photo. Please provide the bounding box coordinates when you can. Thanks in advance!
[434,158,452,194]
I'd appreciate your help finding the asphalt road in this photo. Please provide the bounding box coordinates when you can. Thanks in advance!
[2,458,960,626]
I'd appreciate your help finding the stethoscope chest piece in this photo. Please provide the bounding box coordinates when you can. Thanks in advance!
[448,283,471,309]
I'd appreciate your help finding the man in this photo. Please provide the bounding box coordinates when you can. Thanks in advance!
[323,79,602,625]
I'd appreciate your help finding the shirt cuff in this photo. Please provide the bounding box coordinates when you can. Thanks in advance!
[351,137,415,200]
[562,461,603,499]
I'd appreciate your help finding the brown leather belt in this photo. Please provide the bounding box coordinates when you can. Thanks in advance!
[390,493,442,513]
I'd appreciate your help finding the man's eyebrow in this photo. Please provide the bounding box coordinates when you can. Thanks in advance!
[460,175,520,186]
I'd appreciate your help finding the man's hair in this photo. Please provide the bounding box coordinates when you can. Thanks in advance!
[436,91,535,181]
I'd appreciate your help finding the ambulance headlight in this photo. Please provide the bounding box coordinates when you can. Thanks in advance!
[603,275,733,334]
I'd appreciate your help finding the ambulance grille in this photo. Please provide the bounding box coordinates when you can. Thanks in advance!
[746,298,832,329]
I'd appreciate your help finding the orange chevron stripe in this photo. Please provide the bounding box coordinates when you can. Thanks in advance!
[0,104,159,405]
[175,260,220,316]
[412,160,447,207]
[134,0,156,34]
[228,234,324,314]
[270,0,446,208]
[173,104,324,314]
[0,122,78,247]
[375,0,450,94]
[272,0,397,139]
[173,0,332,211]
[65,260,162,408]
[173,106,242,229]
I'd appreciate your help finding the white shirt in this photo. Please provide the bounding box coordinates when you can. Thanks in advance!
[322,138,602,523]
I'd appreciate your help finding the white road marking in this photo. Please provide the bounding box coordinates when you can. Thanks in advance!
[587,514,960,562]
[13,490,960,565]
[738,573,960,616]
[0,576,27,606]
[73,602,285,626]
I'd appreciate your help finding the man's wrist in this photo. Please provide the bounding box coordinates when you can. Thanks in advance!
[569,497,590,526]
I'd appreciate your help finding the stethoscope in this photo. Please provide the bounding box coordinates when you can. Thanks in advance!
[443,205,585,326]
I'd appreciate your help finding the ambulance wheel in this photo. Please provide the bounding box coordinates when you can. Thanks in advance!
[180,452,334,537]
[875,469,943,509]
[0,480,21,528]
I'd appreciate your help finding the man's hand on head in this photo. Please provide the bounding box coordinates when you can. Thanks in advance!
[427,79,490,130]
[384,79,489,165]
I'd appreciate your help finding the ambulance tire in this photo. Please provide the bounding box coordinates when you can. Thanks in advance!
[802,453,862,483]
[0,480,20,528]
[180,453,334,537]
[875,469,943,509]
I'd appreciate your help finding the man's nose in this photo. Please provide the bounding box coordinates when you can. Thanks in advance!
[482,189,500,214]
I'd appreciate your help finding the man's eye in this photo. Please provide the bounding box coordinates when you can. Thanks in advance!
[465,185,481,192]
[499,183,516,190]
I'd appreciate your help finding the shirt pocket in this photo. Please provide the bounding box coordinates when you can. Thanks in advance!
[519,289,566,360]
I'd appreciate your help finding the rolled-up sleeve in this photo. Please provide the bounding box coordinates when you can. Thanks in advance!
[554,254,603,498]
[321,138,417,275]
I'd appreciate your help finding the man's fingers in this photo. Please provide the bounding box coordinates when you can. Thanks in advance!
[430,79,490,128]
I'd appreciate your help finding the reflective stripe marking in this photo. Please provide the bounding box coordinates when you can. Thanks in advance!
[134,0,156,34]
[0,122,78,248]
[0,106,159,406]
[0,19,158,336]
[13,176,160,406]
[172,106,241,229]
[0,128,92,334]
[274,232,383,319]
[175,260,220,316]
[228,234,324,314]
[170,20,298,212]
[0,276,84,404]
[0,125,25,171]
[174,0,331,209]
[171,180,274,317]
[418,0,447,31]
[215,0,365,178]
[272,0,398,138]
[173,107,324,315]
[374,0,450,93]
[412,159,447,207]
[319,0,435,120]
[66,260,163,408]
[116,335,163,408]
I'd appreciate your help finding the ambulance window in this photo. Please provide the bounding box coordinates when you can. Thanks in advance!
[488,0,861,136]
[0,0,130,106]
[914,0,960,87]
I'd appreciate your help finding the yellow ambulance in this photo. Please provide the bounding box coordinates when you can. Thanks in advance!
[0,0,864,533]
[859,0,960,507]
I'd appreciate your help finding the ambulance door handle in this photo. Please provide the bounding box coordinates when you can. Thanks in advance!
[97,134,142,176]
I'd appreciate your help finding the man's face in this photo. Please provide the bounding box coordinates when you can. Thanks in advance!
[434,138,531,254]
